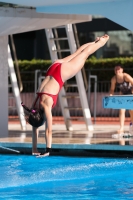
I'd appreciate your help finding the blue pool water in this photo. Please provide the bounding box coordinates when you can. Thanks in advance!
[0,155,133,200]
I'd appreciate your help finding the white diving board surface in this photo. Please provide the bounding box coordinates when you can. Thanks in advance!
[103,95,133,110]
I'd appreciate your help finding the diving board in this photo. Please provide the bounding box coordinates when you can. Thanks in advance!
[103,95,133,110]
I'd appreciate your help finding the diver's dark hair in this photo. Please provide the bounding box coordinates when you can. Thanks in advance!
[21,102,46,128]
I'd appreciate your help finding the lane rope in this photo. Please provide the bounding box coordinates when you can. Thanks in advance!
[0,146,20,153]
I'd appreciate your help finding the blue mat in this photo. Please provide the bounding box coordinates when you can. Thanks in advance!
[103,95,133,109]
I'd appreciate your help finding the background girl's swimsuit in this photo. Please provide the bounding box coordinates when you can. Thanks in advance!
[115,76,133,95]
[34,62,64,108]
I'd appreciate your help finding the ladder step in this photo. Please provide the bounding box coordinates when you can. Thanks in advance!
[67,117,84,121]
[55,26,65,29]
[62,95,79,98]
[8,96,14,99]
[53,49,70,52]
[65,84,78,87]
[64,107,82,110]
[50,37,68,41]
[8,84,12,88]
[8,106,16,109]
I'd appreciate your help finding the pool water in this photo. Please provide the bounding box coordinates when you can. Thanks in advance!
[0,155,133,200]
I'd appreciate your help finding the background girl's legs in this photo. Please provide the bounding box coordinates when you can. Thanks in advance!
[129,110,133,127]
[118,109,125,133]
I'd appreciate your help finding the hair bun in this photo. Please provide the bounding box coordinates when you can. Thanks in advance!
[28,109,46,128]
[21,103,46,127]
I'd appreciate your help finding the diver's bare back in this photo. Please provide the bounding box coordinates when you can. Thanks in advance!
[38,76,60,95]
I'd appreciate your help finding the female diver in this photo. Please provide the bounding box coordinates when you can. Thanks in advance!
[22,34,109,157]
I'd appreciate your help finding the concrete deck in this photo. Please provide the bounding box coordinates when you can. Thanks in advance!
[0,121,133,157]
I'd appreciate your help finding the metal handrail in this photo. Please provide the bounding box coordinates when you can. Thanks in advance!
[73,24,88,91]
[34,70,46,96]
[88,71,97,124]
[9,35,23,92]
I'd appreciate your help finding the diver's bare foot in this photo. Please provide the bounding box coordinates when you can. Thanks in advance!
[95,37,100,43]
[97,34,109,46]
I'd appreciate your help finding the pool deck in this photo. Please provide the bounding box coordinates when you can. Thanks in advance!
[0,118,133,157]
